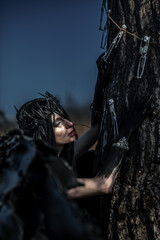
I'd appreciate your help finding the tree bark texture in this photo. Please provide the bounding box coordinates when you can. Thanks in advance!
[95,0,160,239]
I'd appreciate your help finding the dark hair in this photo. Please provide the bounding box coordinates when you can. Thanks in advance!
[16,92,77,166]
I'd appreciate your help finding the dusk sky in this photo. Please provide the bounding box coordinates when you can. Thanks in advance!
[0,0,103,117]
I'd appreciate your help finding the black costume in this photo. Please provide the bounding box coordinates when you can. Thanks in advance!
[0,130,96,240]
[0,92,102,240]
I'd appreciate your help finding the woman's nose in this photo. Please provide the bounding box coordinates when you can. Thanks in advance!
[65,120,73,128]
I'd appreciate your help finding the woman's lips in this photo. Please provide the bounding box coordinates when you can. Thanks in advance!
[69,130,76,137]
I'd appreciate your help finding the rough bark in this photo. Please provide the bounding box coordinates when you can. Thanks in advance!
[95,0,160,239]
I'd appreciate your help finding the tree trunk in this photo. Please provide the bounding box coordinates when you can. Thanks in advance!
[95,0,160,239]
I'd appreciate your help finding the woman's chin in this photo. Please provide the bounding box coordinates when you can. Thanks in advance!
[69,136,76,142]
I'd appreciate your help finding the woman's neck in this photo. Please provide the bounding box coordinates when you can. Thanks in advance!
[56,145,64,157]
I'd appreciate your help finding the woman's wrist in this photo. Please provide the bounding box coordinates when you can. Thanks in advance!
[94,176,112,194]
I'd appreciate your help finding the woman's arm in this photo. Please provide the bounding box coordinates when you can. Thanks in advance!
[75,53,109,158]
[67,166,119,198]
[67,91,155,199]
[74,124,99,159]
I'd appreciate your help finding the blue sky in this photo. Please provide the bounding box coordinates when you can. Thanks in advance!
[0,0,103,117]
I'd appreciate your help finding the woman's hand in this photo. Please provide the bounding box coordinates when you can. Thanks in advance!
[119,92,155,141]
[67,167,118,199]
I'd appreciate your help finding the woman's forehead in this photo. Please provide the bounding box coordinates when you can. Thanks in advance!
[54,113,62,119]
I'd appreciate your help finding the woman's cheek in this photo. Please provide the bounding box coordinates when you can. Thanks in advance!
[54,128,67,144]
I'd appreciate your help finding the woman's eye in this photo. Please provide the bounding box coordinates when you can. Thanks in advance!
[54,119,62,127]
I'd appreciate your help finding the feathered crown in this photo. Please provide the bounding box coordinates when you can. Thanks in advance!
[15,91,70,133]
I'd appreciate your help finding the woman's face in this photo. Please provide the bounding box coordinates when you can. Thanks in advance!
[52,113,77,146]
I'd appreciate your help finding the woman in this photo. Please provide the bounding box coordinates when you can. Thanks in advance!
[14,54,118,198]
[16,54,153,199]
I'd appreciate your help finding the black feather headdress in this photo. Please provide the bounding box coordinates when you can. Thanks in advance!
[15,91,70,145]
